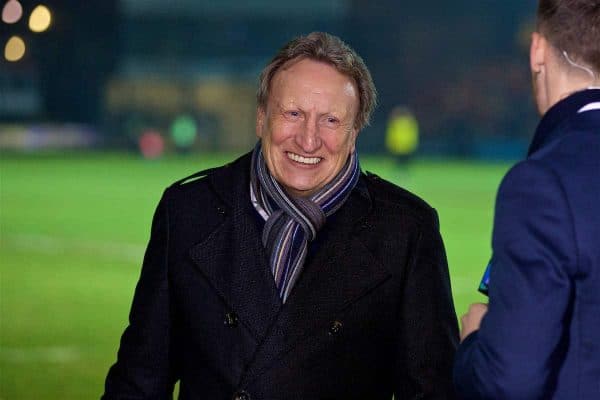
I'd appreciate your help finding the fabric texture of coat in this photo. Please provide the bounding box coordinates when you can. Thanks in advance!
[103,151,459,400]
[454,88,600,399]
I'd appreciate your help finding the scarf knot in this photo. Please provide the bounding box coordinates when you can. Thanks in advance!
[250,142,360,302]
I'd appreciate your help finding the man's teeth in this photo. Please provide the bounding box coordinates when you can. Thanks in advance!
[287,152,322,165]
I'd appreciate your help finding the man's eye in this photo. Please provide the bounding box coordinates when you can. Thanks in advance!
[324,117,340,126]
[285,111,300,118]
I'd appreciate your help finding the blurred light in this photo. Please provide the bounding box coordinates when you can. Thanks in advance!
[139,130,165,159]
[29,4,51,33]
[4,35,25,62]
[2,0,23,24]
[170,115,197,148]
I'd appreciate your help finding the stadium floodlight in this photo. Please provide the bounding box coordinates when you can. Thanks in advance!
[4,35,25,62]
[28,4,51,33]
[2,0,23,24]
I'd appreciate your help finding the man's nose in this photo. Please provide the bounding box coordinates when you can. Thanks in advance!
[295,119,321,153]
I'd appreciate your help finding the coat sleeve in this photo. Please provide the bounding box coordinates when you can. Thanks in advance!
[394,208,459,399]
[102,190,179,399]
[453,161,576,399]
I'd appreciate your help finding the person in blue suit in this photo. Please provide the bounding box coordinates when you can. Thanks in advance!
[454,1,600,399]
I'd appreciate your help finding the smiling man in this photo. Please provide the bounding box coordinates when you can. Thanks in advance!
[256,58,359,199]
[103,32,458,400]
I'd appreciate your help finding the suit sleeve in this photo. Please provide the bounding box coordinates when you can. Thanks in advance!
[102,190,178,399]
[395,208,459,399]
[453,161,577,399]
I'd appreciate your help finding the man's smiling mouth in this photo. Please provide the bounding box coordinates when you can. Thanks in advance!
[286,152,322,165]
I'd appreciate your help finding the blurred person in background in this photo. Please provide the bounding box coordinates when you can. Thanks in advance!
[454,1,600,399]
[385,106,420,169]
[103,32,458,399]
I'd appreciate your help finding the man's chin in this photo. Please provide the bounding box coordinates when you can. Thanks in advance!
[282,181,322,198]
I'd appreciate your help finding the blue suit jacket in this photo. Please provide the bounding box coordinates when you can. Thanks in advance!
[454,89,600,399]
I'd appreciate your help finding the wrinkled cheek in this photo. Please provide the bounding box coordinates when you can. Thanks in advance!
[329,134,354,152]
[261,144,279,176]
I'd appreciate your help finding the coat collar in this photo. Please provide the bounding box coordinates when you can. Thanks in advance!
[529,88,600,156]
[204,151,371,212]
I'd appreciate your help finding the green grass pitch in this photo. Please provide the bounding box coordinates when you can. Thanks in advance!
[0,152,511,399]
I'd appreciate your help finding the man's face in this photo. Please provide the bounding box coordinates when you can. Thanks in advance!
[256,58,359,197]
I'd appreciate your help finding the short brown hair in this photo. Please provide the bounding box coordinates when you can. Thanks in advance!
[257,32,377,132]
[537,0,600,72]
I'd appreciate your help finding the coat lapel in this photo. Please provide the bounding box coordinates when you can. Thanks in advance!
[241,179,393,384]
[188,155,282,341]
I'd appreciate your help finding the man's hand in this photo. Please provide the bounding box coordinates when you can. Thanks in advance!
[460,303,488,342]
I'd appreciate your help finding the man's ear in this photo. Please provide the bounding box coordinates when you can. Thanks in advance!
[530,32,547,75]
[349,127,359,153]
[256,107,266,138]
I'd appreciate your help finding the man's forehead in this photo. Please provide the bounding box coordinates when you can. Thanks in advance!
[275,58,352,83]
[271,62,356,96]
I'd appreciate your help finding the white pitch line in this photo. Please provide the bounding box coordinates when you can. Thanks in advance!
[2,233,145,263]
[0,346,81,363]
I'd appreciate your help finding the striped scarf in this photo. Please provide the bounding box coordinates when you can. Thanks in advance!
[250,142,360,303]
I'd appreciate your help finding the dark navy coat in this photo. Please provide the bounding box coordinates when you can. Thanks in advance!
[103,152,459,399]
[454,89,600,399]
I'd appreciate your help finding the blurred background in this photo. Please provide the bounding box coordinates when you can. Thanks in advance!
[1,1,538,398]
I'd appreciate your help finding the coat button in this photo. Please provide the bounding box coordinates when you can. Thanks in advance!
[224,312,238,327]
[328,320,343,336]
[232,390,250,400]
[216,206,226,216]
